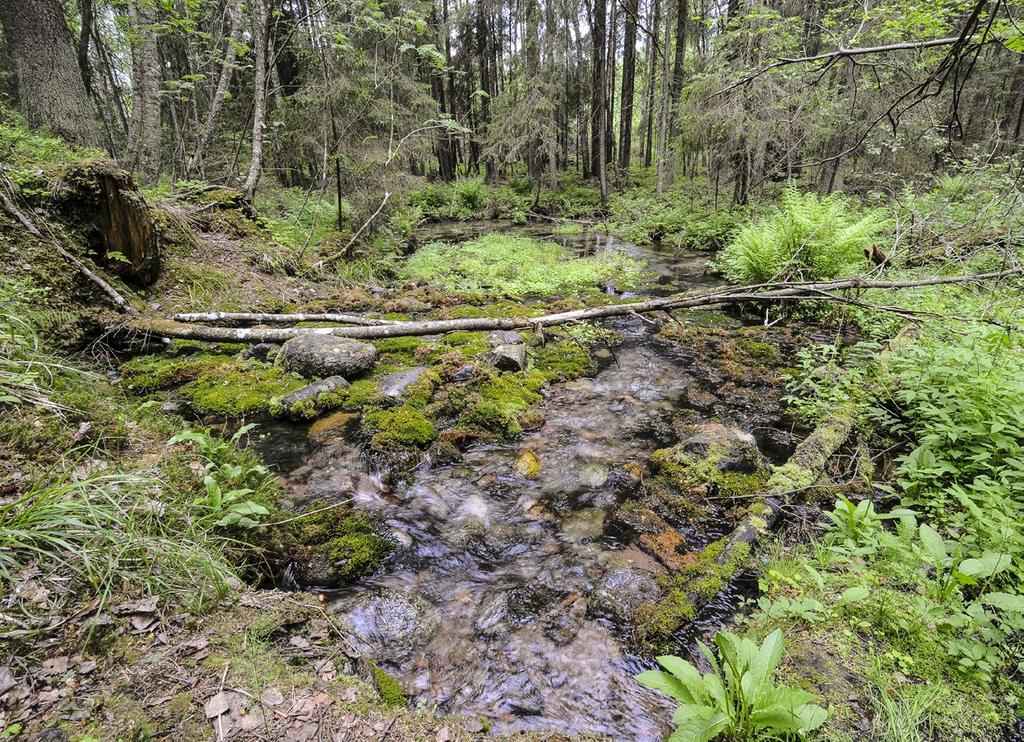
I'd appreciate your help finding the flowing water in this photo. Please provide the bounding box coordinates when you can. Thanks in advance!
[256,226,784,739]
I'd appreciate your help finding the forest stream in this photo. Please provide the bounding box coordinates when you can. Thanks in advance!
[253,225,783,739]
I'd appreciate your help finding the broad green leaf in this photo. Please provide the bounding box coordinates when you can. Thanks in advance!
[635,670,692,703]
[958,553,1011,579]
[979,592,1024,612]
[918,523,946,563]
[838,586,870,604]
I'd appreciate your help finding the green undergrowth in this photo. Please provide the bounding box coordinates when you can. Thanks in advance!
[728,276,1024,740]
[401,232,646,298]
[604,182,746,250]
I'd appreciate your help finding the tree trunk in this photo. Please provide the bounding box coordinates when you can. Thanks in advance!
[618,0,638,171]
[188,0,243,178]
[590,0,606,179]
[243,0,270,200]
[642,0,661,169]
[0,0,102,148]
[664,0,687,185]
[127,0,162,184]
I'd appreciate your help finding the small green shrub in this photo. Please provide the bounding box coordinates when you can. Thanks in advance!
[637,629,827,741]
[715,188,886,284]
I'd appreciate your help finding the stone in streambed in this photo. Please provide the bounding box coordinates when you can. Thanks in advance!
[515,450,542,478]
[377,367,429,400]
[273,375,349,420]
[487,330,524,346]
[280,335,377,379]
[484,343,527,372]
[340,590,439,661]
[590,567,663,625]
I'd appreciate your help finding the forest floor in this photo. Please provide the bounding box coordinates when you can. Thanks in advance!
[2,123,1022,742]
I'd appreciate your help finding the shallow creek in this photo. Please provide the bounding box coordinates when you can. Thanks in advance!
[256,226,776,739]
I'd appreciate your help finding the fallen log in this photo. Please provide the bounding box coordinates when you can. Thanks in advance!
[129,269,1020,344]
[172,311,397,326]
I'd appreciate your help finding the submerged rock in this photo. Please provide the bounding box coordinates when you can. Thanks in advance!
[484,343,527,372]
[559,508,606,543]
[590,567,662,624]
[280,335,377,379]
[514,450,542,478]
[340,590,440,661]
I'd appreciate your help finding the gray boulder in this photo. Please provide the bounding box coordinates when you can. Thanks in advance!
[484,343,527,372]
[280,335,377,379]
[378,367,428,400]
[487,330,524,346]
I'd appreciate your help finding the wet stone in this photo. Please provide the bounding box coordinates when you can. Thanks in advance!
[590,567,663,625]
[280,335,378,379]
[487,330,524,346]
[559,508,606,543]
[340,590,440,662]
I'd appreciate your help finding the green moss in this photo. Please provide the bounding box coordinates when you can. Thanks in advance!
[533,340,595,381]
[268,385,350,421]
[634,538,752,651]
[443,331,490,357]
[362,406,437,450]
[372,666,406,707]
[321,532,394,580]
[634,585,696,650]
[343,379,381,410]
[121,352,235,393]
[652,445,769,500]
[767,461,818,493]
[734,337,779,363]
[458,370,546,438]
[181,362,306,417]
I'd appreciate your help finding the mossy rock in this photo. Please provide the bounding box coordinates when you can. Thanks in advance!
[362,406,437,451]
[287,510,396,588]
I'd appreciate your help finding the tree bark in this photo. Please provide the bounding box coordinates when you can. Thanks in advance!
[187,0,243,178]
[243,0,270,200]
[618,0,638,171]
[126,0,162,184]
[0,0,102,148]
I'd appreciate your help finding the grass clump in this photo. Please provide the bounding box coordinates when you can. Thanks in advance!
[715,187,887,283]
[401,233,646,298]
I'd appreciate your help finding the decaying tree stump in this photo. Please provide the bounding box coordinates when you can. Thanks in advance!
[56,159,161,285]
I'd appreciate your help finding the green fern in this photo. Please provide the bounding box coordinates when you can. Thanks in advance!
[715,188,888,284]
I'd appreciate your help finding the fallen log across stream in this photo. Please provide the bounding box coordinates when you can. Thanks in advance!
[131,269,1020,343]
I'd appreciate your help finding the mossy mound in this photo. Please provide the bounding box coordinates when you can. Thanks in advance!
[633,538,752,651]
[286,509,396,588]
[362,406,437,450]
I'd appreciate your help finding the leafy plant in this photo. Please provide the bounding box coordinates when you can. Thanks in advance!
[168,424,273,529]
[636,629,827,741]
[714,188,887,284]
